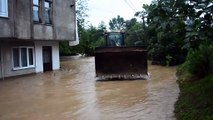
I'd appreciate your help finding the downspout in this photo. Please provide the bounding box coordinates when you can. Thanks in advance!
[0,44,4,80]
[69,1,79,46]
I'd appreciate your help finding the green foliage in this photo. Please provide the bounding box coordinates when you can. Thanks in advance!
[109,15,126,30]
[135,0,187,65]
[59,24,106,56]
[134,0,213,66]
[166,55,172,66]
[75,24,106,56]
[59,0,106,56]
[125,18,146,46]
[175,75,213,120]
[176,63,195,85]
[76,0,89,28]
[184,44,213,78]
[182,0,213,50]
[61,0,213,65]
[176,42,213,120]
[59,41,78,56]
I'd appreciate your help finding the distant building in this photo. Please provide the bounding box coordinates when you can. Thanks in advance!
[0,0,78,79]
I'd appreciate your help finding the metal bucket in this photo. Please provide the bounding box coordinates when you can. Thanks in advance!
[95,46,149,80]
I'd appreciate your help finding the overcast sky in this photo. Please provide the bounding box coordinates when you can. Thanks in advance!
[87,0,152,27]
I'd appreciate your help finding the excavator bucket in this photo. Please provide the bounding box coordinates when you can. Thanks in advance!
[95,46,149,80]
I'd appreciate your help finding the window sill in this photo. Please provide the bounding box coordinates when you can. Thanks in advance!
[33,22,53,26]
[45,24,52,26]
[13,66,35,71]
[0,15,9,19]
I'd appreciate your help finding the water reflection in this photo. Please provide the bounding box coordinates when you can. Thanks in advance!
[0,56,179,120]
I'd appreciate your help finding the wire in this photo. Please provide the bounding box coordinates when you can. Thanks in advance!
[89,6,115,14]
[127,0,137,11]
[123,0,137,12]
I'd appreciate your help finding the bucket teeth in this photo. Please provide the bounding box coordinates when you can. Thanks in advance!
[96,73,149,80]
[118,75,121,79]
[97,74,149,80]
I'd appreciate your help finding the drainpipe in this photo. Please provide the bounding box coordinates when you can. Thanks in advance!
[0,44,4,80]
[69,1,79,46]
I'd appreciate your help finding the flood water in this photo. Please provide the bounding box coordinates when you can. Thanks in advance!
[0,56,179,120]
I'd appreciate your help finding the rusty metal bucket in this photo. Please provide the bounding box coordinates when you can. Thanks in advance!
[95,46,149,80]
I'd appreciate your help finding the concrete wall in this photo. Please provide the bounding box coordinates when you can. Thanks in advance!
[0,0,76,79]
[15,0,31,39]
[0,41,36,79]
[35,41,59,73]
[0,40,60,79]
[0,0,14,38]
[33,25,53,40]
[0,0,76,41]
[54,0,76,41]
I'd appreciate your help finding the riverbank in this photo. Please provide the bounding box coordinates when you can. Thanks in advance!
[175,68,213,120]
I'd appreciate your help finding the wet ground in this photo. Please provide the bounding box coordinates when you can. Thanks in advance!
[0,56,179,120]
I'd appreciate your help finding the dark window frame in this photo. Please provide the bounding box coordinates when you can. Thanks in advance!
[32,0,53,25]
[44,0,53,24]
[33,0,41,23]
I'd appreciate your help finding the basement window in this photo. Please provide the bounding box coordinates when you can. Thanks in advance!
[12,47,35,70]
[0,0,8,17]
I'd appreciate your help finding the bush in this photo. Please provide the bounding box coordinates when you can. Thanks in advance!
[59,41,78,56]
[175,75,213,120]
[185,44,213,78]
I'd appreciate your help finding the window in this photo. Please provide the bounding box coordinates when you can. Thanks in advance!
[12,47,35,70]
[0,0,8,17]
[44,1,52,24]
[33,0,52,24]
[13,48,20,68]
[33,0,40,22]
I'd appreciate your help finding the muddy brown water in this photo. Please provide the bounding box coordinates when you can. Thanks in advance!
[0,56,179,120]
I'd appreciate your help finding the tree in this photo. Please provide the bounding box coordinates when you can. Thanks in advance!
[60,0,89,56]
[76,0,89,29]
[125,18,145,46]
[98,21,107,32]
[183,0,213,50]
[76,25,105,56]
[134,0,213,65]
[109,15,126,30]
[135,0,187,65]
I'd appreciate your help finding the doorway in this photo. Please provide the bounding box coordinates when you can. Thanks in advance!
[43,46,52,72]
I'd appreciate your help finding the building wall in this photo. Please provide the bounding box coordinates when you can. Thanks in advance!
[33,25,54,40]
[0,0,76,41]
[0,40,60,79]
[15,0,31,39]
[0,0,76,79]
[0,41,36,79]
[54,0,76,41]
[52,42,60,70]
[0,0,14,38]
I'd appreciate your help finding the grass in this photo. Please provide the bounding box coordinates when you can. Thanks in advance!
[175,66,213,120]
